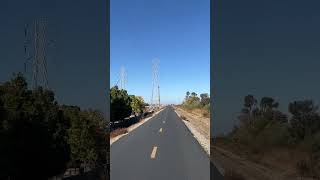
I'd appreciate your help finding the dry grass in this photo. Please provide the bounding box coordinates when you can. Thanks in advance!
[180,115,187,120]
[202,111,209,118]
[192,108,210,118]
[110,128,128,138]
[214,137,320,179]
[174,106,209,140]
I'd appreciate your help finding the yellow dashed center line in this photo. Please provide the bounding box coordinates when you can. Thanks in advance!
[150,146,158,159]
[159,128,163,133]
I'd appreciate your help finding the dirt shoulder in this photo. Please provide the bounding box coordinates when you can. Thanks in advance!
[212,139,316,180]
[212,145,281,180]
[173,106,210,155]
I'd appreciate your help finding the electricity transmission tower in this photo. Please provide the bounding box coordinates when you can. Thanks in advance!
[24,19,49,90]
[119,66,127,90]
[151,58,160,109]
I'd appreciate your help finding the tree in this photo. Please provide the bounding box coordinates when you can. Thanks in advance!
[186,91,190,100]
[110,86,132,122]
[191,92,197,97]
[244,95,257,112]
[258,97,282,122]
[182,91,202,109]
[186,95,200,107]
[0,73,109,179]
[67,109,107,169]
[239,95,258,127]
[130,95,145,115]
[289,100,320,140]
[0,73,70,179]
[200,93,210,106]
[260,97,279,113]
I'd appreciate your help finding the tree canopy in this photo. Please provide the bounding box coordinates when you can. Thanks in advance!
[0,73,70,179]
[0,73,107,179]
[110,86,146,122]
[183,91,210,110]
[110,86,132,122]
[130,95,145,115]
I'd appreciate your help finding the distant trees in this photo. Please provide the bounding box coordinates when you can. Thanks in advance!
[238,95,287,128]
[288,100,320,140]
[186,91,190,100]
[0,73,107,179]
[260,97,279,113]
[233,95,320,152]
[243,95,258,115]
[231,95,320,178]
[181,91,210,117]
[110,86,146,122]
[200,93,210,107]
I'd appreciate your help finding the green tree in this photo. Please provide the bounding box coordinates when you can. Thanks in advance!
[238,95,258,128]
[67,109,107,169]
[130,95,145,115]
[182,91,201,109]
[200,93,210,106]
[0,73,70,179]
[260,97,279,114]
[259,97,286,123]
[110,86,132,122]
[289,100,320,140]
[185,91,190,100]
[191,92,197,97]
[244,95,257,113]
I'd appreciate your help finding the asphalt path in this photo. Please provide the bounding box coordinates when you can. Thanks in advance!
[211,162,224,180]
[111,106,214,180]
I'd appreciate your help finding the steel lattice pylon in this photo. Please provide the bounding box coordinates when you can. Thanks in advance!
[119,66,127,90]
[24,18,49,90]
[150,58,160,110]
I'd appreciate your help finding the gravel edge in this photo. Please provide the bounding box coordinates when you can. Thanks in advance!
[173,109,226,176]
[173,109,210,155]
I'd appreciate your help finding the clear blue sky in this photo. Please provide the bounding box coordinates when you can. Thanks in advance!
[213,0,320,135]
[110,0,210,104]
[0,0,107,114]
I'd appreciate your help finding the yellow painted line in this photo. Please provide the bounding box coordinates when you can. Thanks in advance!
[159,128,163,133]
[150,146,158,159]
